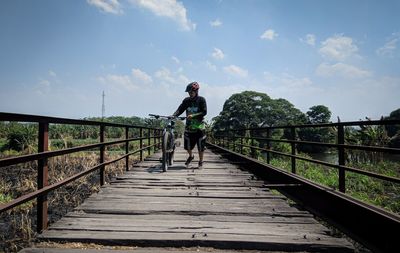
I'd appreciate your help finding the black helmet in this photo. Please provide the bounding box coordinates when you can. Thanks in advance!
[185,82,200,92]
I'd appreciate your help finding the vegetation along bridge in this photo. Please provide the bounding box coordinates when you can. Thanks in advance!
[0,112,399,253]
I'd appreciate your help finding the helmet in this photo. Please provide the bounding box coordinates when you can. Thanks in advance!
[185,82,199,92]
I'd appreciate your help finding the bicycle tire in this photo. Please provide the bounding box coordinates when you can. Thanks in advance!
[162,131,169,172]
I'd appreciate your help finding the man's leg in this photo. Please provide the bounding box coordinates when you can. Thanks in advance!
[184,132,195,167]
[197,131,206,169]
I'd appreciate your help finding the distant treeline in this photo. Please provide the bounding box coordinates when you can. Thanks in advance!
[211,91,400,154]
[0,115,185,153]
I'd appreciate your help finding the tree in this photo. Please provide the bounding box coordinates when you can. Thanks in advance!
[297,105,333,153]
[385,108,400,137]
[4,123,37,152]
[306,105,331,124]
[212,91,306,131]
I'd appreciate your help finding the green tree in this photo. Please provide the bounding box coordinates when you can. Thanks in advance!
[384,108,400,148]
[212,91,306,131]
[384,108,400,137]
[4,123,37,152]
[297,105,333,153]
[306,105,331,124]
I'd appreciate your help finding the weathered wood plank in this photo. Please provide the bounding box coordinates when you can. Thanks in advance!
[37,144,354,252]
[39,230,353,252]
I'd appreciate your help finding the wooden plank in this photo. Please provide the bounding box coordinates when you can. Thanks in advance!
[39,230,353,252]
[36,145,354,252]
[64,213,318,224]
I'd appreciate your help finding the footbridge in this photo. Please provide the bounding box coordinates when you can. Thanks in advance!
[0,112,399,253]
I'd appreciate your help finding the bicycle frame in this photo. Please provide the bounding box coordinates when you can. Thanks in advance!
[149,114,185,172]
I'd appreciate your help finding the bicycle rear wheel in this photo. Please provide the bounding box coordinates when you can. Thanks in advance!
[162,131,169,172]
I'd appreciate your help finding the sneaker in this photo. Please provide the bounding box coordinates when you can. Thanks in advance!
[198,161,203,169]
[185,155,194,166]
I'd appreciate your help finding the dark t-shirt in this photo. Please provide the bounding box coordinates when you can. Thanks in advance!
[173,96,207,132]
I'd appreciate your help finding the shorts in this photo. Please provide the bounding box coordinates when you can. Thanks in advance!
[184,130,206,152]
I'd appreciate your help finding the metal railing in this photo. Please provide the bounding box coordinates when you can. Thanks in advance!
[212,119,400,193]
[0,112,161,232]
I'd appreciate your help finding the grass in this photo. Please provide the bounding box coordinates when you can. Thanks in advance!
[260,154,400,214]
[0,149,147,253]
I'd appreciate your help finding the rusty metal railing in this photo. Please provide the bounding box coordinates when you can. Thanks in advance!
[208,118,400,252]
[0,112,161,232]
[212,119,400,193]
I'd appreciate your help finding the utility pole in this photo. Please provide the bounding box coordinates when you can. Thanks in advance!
[101,91,105,121]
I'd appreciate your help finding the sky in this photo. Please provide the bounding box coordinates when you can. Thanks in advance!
[0,0,399,123]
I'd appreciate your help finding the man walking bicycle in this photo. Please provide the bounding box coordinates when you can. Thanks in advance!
[172,82,207,169]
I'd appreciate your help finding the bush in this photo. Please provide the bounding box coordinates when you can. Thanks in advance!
[4,124,37,152]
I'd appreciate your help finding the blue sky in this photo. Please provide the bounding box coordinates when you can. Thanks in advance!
[0,0,399,122]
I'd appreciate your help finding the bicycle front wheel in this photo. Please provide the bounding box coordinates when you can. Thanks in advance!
[162,131,169,172]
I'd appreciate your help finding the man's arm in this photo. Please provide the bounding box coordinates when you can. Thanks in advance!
[172,99,187,117]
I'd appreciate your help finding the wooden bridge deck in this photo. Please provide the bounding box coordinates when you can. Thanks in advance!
[33,144,354,252]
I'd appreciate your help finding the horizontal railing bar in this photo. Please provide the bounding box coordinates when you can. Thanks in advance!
[214,135,400,154]
[236,142,400,184]
[0,145,154,214]
[213,119,400,132]
[0,112,159,130]
[0,136,150,168]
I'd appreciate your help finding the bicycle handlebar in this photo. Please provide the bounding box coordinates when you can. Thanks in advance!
[149,114,186,120]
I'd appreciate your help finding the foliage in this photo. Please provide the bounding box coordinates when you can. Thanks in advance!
[212,91,307,131]
[297,105,334,153]
[384,108,400,137]
[2,123,37,153]
[345,118,390,163]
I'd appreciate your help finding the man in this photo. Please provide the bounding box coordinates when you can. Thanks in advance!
[173,81,207,169]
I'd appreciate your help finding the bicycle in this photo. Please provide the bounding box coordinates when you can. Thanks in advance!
[149,114,186,172]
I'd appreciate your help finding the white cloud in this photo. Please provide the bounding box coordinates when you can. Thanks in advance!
[223,65,248,78]
[87,0,123,15]
[49,70,57,77]
[300,34,316,46]
[260,29,278,41]
[376,34,399,57]
[97,68,152,92]
[131,68,152,83]
[130,0,196,31]
[155,67,189,85]
[99,74,137,91]
[210,19,222,27]
[264,72,313,90]
[319,34,358,61]
[316,62,372,79]
[171,56,180,64]
[211,48,225,60]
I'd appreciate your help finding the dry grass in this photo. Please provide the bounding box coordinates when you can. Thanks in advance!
[0,151,139,253]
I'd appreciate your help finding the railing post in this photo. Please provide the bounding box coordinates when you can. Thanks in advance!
[125,127,129,171]
[140,128,143,161]
[37,122,49,233]
[266,128,271,164]
[338,123,346,193]
[291,127,296,174]
[147,128,151,156]
[99,125,105,186]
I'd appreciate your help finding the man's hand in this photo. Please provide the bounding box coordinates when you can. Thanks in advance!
[187,114,193,120]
